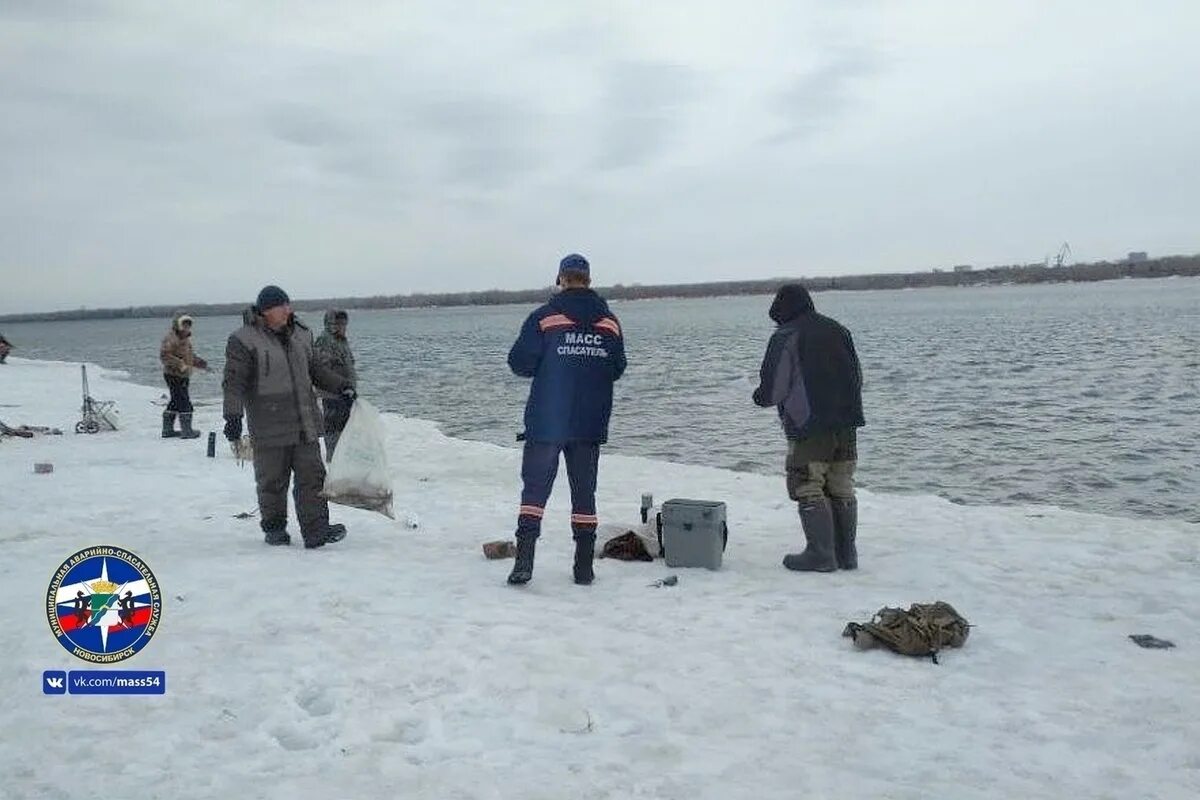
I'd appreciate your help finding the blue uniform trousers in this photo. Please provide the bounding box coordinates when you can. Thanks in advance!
[515,441,600,541]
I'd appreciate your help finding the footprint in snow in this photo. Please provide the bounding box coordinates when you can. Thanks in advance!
[271,726,318,752]
[296,686,335,718]
[373,717,428,745]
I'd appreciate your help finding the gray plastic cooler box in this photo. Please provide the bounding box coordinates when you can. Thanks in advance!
[659,499,727,570]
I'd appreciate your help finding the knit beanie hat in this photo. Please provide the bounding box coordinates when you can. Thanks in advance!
[256,285,290,312]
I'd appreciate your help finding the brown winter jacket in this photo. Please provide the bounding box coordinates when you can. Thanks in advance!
[222,310,350,448]
[160,316,203,377]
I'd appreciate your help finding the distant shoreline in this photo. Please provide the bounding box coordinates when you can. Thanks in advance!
[2,254,1197,323]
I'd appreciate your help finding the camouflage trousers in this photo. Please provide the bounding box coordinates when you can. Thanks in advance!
[786,428,857,503]
[321,396,352,463]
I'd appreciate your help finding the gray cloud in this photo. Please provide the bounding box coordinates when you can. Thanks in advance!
[595,61,702,170]
[411,94,546,191]
[445,143,541,192]
[767,49,881,144]
[0,0,112,22]
[267,103,347,148]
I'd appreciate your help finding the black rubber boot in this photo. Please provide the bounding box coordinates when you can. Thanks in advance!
[263,521,291,546]
[304,523,347,549]
[573,532,596,585]
[831,497,858,570]
[783,499,838,572]
[178,412,201,439]
[507,533,537,585]
[161,411,179,438]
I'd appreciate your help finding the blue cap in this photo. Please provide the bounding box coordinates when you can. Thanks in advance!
[558,253,589,276]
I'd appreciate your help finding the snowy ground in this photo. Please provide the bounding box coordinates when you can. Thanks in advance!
[1,358,1198,800]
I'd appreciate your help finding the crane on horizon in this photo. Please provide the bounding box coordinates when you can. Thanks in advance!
[1054,241,1073,268]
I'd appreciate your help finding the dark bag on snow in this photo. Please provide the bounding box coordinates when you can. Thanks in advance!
[599,531,654,562]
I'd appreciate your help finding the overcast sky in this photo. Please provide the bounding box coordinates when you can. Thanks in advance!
[1,1,1198,313]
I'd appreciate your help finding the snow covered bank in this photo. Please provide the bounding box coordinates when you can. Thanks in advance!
[1,358,1198,799]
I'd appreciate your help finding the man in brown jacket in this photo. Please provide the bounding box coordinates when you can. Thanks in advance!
[160,314,208,439]
[222,286,356,549]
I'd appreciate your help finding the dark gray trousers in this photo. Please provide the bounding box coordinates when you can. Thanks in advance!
[253,441,329,543]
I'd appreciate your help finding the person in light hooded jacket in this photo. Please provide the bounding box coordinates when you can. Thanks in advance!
[159,313,208,439]
[504,253,627,587]
[753,284,864,572]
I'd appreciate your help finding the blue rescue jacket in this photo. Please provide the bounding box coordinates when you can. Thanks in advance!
[508,289,627,444]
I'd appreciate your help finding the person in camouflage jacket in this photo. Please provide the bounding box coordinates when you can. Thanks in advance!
[313,309,357,461]
[159,314,208,439]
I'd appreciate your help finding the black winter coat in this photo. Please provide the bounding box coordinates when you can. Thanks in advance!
[753,309,864,439]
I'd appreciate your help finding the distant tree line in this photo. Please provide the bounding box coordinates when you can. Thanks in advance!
[2,253,1197,323]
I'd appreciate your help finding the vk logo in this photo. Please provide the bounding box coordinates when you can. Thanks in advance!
[43,670,67,695]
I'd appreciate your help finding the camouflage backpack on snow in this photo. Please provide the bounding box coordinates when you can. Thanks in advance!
[843,601,970,664]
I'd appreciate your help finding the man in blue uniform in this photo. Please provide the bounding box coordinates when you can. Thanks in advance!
[506,254,627,586]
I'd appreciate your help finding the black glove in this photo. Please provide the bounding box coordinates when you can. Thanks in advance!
[223,415,242,442]
[341,386,357,404]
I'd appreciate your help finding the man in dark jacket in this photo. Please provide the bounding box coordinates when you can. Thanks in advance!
[222,286,357,549]
[753,284,864,572]
[314,309,357,461]
[505,253,627,586]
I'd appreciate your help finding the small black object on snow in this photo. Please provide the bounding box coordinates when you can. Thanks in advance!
[1129,634,1175,649]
